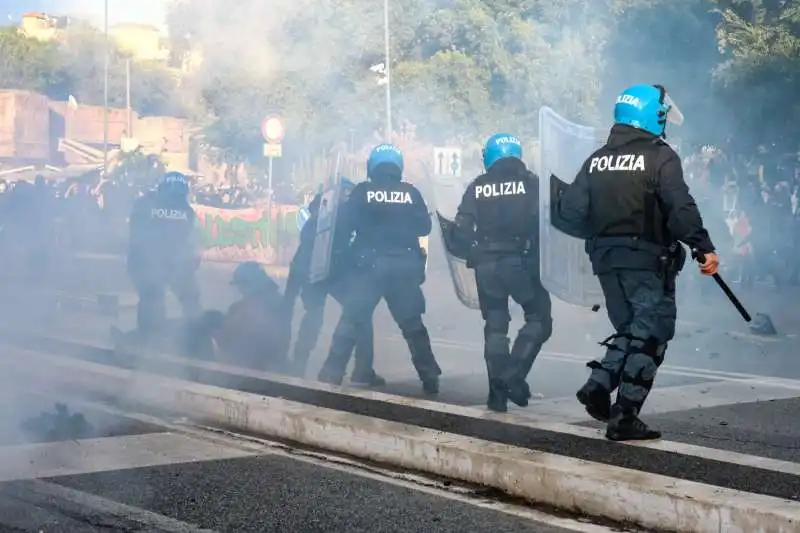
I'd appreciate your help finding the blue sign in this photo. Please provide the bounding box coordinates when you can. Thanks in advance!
[296,206,311,231]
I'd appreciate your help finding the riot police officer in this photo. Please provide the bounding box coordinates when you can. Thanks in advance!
[127,171,201,338]
[318,144,441,393]
[283,178,384,386]
[558,84,719,441]
[449,134,553,412]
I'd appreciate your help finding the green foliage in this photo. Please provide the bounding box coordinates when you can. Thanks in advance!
[3,0,799,169]
[0,27,67,96]
[0,23,183,118]
[710,0,800,150]
[108,148,166,186]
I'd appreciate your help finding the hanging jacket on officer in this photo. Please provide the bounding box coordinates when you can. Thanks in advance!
[455,158,539,266]
[343,177,431,255]
[128,190,197,279]
[562,124,714,276]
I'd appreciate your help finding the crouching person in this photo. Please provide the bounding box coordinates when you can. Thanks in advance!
[184,261,290,372]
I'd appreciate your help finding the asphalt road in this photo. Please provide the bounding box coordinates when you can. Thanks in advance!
[0,398,614,533]
[2,253,800,470]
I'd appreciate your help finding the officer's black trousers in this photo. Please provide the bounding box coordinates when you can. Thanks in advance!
[130,264,201,333]
[322,250,440,383]
[293,277,375,377]
[588,270,676,416]
[474,255,553,387]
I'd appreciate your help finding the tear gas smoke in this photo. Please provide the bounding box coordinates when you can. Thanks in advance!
[0,0,788,469]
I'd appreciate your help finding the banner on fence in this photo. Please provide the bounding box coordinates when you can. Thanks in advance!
[194,203,300,264]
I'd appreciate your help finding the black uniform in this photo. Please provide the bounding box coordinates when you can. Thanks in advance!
[283,192,380,385]
[558,124,715,440]
[127,190,201,334]
[452,158,553,412]
[5,177,54,282]
[318,172,441,393]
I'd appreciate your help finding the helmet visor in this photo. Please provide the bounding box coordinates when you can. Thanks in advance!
[663,92,684,126]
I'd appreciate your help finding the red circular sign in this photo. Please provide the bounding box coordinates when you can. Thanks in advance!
[261,116,285,142]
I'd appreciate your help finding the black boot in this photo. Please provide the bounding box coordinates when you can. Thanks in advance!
[350,369,387,388]
[486,379,508,412]
[405,328,442,395]
[605,405,661,441]
[502,336,539,407]
[317,349,347,386]
[483,345,509,412]
[421,376,439,395]
[576,379,612,422]
[317,364,344,386]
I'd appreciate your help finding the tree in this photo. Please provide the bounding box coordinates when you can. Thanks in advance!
[711,0,800,152]
[0,26,67,96]
[603,0,721,146]
[169,0,622,166]
[166,0,800,173]
[57,22,185,117]
[108,148,166,186]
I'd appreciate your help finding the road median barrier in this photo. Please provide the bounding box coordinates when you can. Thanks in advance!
[2,331,800,493]
[2,347,799,533]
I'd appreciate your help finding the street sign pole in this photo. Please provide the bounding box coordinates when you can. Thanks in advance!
[267,155,274,209]
[261,115,285,240]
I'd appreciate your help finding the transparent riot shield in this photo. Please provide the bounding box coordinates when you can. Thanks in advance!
[538,106,605,309]
[428,171,480,309]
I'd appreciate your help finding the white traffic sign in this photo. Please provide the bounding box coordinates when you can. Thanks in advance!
[261,116,285,143]
[433,146,462,177]
[263,143,282,158]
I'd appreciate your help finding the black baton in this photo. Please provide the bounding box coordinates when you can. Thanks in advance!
[692,250,751,322]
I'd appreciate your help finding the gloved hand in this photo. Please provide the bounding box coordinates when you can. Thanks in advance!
[698,251,719,276]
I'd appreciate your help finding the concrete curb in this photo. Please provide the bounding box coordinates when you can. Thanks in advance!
[5,348,799,533]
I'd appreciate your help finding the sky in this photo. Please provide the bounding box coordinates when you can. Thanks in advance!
[0,0,168,29]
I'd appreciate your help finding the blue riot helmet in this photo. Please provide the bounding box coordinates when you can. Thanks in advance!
[482,133,523,170]
[613,84,684,138]
[367,143,403,179]
[157,171,190,197]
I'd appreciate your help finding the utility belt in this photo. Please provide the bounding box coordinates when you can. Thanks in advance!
[466,237,531,268]
[356,244,425,265]
[587,235,686,276]
[586,235,663,256]
[473,237,532,254]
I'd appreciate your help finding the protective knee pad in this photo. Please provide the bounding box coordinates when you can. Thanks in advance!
[333,318,360,342]
[598,333,631,354]
[485,310,510,335]
[298,306,325,333]
[398,316,425,338]
[653,341,667,367]
[519,315,552,345]
[485,332,509,358]
[621,337,663,388]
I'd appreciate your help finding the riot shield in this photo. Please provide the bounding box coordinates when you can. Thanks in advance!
[419,236,429,273]
[538,106,605,309]
[428,171,480,310]
[435,211,480,309]
[309,173,342,284]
